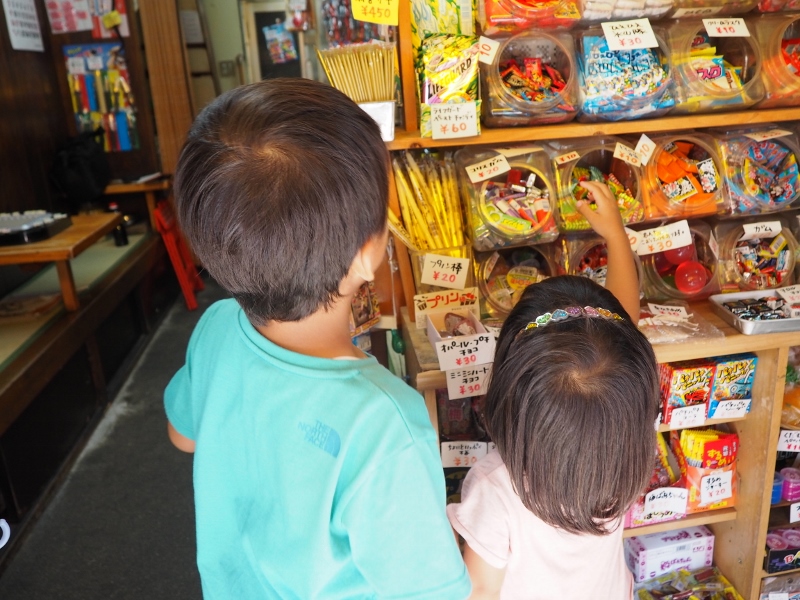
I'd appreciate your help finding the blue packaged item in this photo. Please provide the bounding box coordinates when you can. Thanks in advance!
[774,471,786,504]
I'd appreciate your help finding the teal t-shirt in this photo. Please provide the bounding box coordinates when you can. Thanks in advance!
[165,299,470,600]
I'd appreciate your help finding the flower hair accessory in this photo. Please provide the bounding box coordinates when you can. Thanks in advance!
[519,306,624,335]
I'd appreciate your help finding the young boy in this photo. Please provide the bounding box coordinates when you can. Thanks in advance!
[165,78,471,599]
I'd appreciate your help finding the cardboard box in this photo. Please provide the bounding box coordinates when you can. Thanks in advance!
[426,310,495,371]
[659,360,716,426]
[624,526,715,583]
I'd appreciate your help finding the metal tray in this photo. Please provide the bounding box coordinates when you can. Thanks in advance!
[709,291,800,335]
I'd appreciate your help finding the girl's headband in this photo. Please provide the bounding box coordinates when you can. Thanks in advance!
[519,306,624,336]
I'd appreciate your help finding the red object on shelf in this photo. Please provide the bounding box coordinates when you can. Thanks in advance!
[153,200,204,310]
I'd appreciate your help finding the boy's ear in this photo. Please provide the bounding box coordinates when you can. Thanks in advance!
[347,228,389,288]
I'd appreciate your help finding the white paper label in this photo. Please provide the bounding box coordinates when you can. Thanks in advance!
[779,430,800,453]
[700,470,733,505]
[67,56,86,75]
[669,404,706,429]
[744,129,793,142]
[433,332,496,371]
[476,36,500,65]
[465,155,511,183]
[625,227,642,252]
[709,231,719,260]
[431,102,478,140]
[614,143,641,167]
[739,221,782,241]
[635,134,656,166]
[601,18,659,51]
[791,504,800,524]
[421,254,471,290]
[673,6,722,17]
[441,441,488,468]
[648,303,690,318]
[447,364,492,400]
[770,593,790,600]
[555,150,580,165]
[703,17,750,37]
[636,220,693,256]
[778,285,800,305]
[414,288,480,329]
[644,487,688,516]
[711,399,751,419]
[86,55,103,71]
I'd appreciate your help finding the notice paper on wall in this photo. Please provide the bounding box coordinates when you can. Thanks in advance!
[2,0,44,52]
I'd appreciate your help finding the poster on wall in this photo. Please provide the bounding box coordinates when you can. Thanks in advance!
[45,0,93,33]
[90,0,129,38]
[2,0,44,51]
[63,42,140,152]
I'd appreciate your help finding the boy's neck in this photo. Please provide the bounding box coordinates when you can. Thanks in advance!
[254,293,364,359]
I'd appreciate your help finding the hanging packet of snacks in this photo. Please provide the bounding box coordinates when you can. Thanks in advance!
[321,0,385,46]
[417,34,481,138]
[264,22,299,64]
[410,0,475,52]
[286,0,313,31]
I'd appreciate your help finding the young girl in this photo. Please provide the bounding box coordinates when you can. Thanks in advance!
[447,181,660,599]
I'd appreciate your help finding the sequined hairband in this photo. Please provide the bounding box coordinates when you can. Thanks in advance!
[519,306,624,335]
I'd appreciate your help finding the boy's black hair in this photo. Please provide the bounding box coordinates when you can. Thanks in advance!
[174,78,389,324]
[486,276,659,535]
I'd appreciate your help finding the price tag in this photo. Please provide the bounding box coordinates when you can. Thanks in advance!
[778,284,800,305]
[447,364,492,400]
[778,430,800,452]
[635,134,656,166]
[67,56,86,75]
[672,6,722,17]
[644,487,688,516]
[421,254,471,290]
[700,470,733,505]
[414,287,480,329]
[352,0,398,25]
[431,102,478,140]
[711,399,751,419]
[791,504,800,524]
[648,303,690,318]
[769,593,790,600]
[708,231,719,260]
[636,220,693,256]
[476,36,500,65]
[669,404,707,429]
[86,55,103,71]
[465,155,511,183]
[739,221,782,241]
[703,18,750,37]
[555,150,580,165]
[441,441,488,468]
[601,18,659,51]
[625,227,641,252]
[614,143,641,167]
[744,129,793,143]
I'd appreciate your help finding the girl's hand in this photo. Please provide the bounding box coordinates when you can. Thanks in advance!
[574,181,627,243]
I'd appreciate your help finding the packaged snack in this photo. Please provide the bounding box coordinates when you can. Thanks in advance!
[479,0,581,36]
[659,359,716,425]
[635,566,744,600]
[707,353,757,418]
[625,526,714,583]
[581,0,673,22]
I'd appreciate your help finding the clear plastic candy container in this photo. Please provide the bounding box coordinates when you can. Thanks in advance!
[755,0,800,11]
[717,221,798,291]
[480,0,582,36]
[753,14,800,108]
[563,233,644,295]
[475,245,556,317]
[666,0,758,17]
[580,0,672,23]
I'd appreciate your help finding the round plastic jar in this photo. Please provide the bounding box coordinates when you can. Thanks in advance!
[476,245,556,317]
[753,14,800,109]
[667,1,758,17]
[718,224,798,291]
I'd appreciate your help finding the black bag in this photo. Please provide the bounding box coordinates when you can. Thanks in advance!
[50,128,112,208]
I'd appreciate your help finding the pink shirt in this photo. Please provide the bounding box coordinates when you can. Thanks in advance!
[447,449,633,600]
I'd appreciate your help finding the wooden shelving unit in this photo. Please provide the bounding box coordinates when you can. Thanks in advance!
[622,507,738,539]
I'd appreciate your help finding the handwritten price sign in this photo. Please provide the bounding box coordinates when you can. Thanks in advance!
[431,102,478,140]
[778,430,800,453]
[352,0,398,25]
[555,150,580,165]
[702,18,750,37]
[644,487,688,516]
[636,220,693,256]
[447,364,492,400]
[778,284,800,305]
[466,154,511,183]
[414,287,479,329]
[476,36,500,65]
[744,129,793,143]
[601,18,658,52]
[668,404,707,429]
[434,334,495,371]
[648,303,690,318]
[421,254,471,290]
[614,143,641,167]
[635,134,656,166]
[441,441,488,468]
[672,6,721,17]
[700,470,733,505]
[739,221,782,242]
[711,399,751,419]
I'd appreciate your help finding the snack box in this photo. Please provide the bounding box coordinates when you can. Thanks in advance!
[707,353,757,419]
[659,360,715,426]
[624,525,715,583]
[710,290,800,335]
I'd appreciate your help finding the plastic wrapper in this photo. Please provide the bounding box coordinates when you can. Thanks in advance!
[670,428,738,514]
[642,132,725,220]
[479,0,581,36]
[666,0,758,18]
[667,19,765,114]
[715,126,800,216]
[455,146,560,251]
[481,31,579,127]
[550,137,645,232]
[756,0,800,11]
[638,301,724,344]
[580,0,672,22]
[754,14,800,109]
[410,0,474,52]
[575,27,674,123]
[436,388,488,441]
[635,566,744,600]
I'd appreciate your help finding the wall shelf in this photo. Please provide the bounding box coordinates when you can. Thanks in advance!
[622,507,737,539]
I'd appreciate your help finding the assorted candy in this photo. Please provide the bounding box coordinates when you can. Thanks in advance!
[690,33,746,96]
[561,161,642,230]
[440,312,478,337]
[758,0,800,10]
[781,467,800,502]
[651,139,721,217]
[648,238,715,298]
[499,56,569,104]
[581,0,672,21]
[635,566,743,600]
[480,0,581,35]
[721,294,800,321]
[733,234,793,290]
[481,168,553,236]
[478,247,550,314]
[574,242,608,286]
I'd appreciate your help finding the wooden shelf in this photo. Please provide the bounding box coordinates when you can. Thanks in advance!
[763,566,800,579]
[658,416,747,433]
[622,507,737,539]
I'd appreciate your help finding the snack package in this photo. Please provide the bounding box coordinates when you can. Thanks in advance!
[479,0,581,36]
[635,566,744,600]
[638,301,724,344]
[660,359,716,425]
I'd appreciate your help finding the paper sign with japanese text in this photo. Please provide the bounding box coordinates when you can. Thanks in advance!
[441,441,488,468]
[739,221,782,241]
[744,129,793,143]
[427,311,496,371]
[614,143,641,167]
[636,220,693,256]
[710,399,751,420]
[601,18,658,51]
[703,17,750,37]
[447,364,492,400]
[700,470,733,505]
[635,134,656,166]
[414,287,480,329]
[421,254,471,290]
[668,404,707,429]
[476,36,500,65]
[778,285,800,305]
[352,0,398,25]
[778,430,800,453]
[555,150,580,165]
[673,6,721,17]
[625,227,641,251]
[431,102,479,140]
[466,155,510,183]
[648,303,690,319]
[644,487,688,516]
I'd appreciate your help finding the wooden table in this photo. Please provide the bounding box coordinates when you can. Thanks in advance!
[105,178,171,231]
[0,213,121,311]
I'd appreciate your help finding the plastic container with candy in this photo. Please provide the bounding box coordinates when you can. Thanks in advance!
[753,14,800,109]
[475,244,556,317]
[714,126,800,216]
[666,18,765,114]
[562,233,644,295]
[640,220,720,301]
[575,27,674,123]
[755,0,800,12]
[550,137,645,233]
[642,132,725,220]
[479,0,581,36]
[455,146,560,251]
[666,0,758,17]
[715,217,799,292]
[482,31,579,127]
[580,0,672,24]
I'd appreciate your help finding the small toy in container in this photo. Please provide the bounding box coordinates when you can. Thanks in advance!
[580,0,673,23]
[667,19,765,114]
[642,133,724,220]
[475,245,555,318]
[479,0,581,36]
[754,14,800,108]
[575,28,675,122]
[550,137,645,232]
[481,31,579,127]
[715,126,800,216]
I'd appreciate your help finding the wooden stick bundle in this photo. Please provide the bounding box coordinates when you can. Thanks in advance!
[317,41,396,103]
